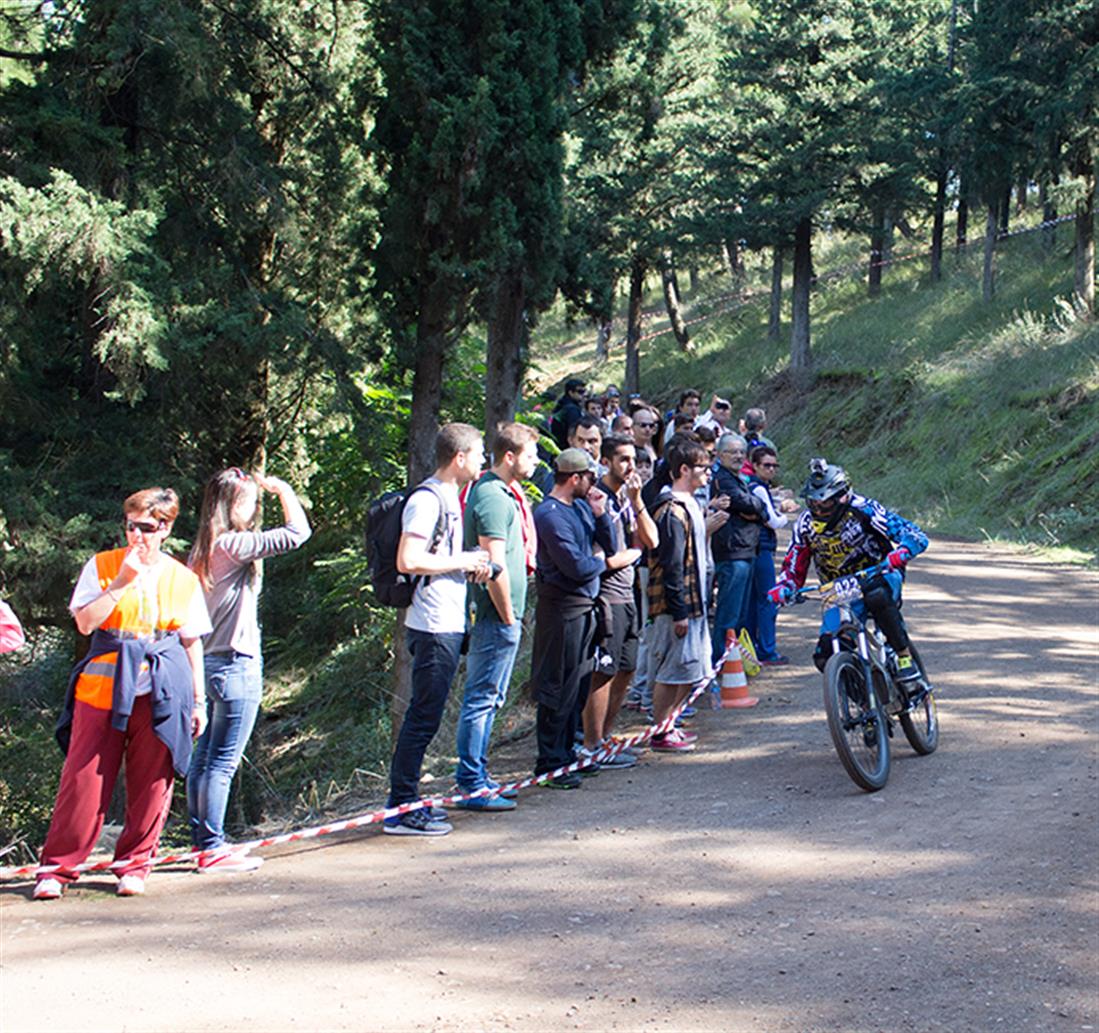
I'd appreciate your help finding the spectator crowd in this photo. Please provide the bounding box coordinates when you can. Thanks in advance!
[383,376,799,836]
[31,376,802,900]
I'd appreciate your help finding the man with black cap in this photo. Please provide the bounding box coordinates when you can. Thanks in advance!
[531,448,640,788]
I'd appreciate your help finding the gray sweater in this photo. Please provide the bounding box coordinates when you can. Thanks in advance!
[202,513,311,657]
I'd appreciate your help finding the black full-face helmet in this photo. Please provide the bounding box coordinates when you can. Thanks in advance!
[801,457,851,518]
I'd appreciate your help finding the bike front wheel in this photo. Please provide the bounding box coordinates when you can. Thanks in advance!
[898,643,939,755]
[823,652,890,792]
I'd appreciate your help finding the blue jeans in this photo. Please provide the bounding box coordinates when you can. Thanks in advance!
[711,558,753,664]
[388,628,465,806]
[187,652,263,850]
[454,618,523,790]
[748,549,780,660]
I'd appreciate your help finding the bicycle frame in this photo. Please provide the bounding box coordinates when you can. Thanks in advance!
[820,593,897,716]
[802,561,909,716]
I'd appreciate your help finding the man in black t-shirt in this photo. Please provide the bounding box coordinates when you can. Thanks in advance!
[579,434,659,769]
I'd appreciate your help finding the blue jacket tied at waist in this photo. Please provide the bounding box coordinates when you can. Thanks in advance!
[56,627,196,776]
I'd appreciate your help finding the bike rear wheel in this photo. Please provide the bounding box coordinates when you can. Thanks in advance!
[823,652,890,792]
[898,643,939,755]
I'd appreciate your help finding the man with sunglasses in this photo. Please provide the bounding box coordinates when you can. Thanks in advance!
[770,459,928,679]
[709,433,766,665]
[694,394,733,435]
[746,445,799,665]
[630,407,659,460]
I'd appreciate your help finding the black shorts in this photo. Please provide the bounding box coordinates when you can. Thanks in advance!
[594,599,640,677]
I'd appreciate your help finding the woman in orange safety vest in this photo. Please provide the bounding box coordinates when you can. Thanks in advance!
[33,487,210,901]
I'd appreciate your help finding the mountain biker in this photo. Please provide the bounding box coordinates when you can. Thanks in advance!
[769,459,929,681]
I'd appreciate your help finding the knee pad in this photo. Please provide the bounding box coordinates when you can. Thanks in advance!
[860,577,892,612]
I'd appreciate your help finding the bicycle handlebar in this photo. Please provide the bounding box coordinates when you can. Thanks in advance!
[789,559,893,605]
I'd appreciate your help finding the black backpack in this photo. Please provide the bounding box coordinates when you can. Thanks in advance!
[365,483,448,608]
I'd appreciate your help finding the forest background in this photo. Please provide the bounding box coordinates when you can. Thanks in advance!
[0,0,1096,858]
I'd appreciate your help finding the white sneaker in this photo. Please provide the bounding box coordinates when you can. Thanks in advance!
[33,877,63,900]
[116,874,146,897]
[197,851,264,874]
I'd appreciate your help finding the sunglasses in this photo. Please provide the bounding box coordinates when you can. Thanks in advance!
[635,422,656,429]
[759,462,780,469]
[125,519,163,535]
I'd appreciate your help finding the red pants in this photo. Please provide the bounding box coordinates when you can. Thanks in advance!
[38,695,175,884]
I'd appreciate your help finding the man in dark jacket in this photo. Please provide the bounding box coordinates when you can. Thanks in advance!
[531,448,638,787]
[550,378,587,448]
[710,432,765,664]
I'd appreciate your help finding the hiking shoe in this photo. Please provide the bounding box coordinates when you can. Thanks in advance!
[451,793,517,812]
[485,778,519,800]
[595,748,638,769]
[541,771,582,790]
[383,809,453,836]
[651,733,696,753]
[680,705,697,719]
[116,874,146,897]
[33,877,63,901]
[896,655,921,683]
[760,654,790,666]
[197,851,264,874]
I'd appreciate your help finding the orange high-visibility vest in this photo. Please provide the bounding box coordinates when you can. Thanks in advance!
[74,549,201,710]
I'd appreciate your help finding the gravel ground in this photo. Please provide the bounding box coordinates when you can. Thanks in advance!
[2,537,1097,1033]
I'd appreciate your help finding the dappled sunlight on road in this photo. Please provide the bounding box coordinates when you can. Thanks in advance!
[3,538,1097,1033]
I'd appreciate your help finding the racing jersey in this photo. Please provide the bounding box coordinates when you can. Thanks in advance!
[778,493,928,587]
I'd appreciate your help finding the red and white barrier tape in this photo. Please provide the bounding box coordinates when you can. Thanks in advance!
[2,665,722,883]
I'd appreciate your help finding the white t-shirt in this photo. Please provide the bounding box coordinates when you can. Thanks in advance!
[70,553,211,695]
[672,490,710,617]
[401,478,468,635]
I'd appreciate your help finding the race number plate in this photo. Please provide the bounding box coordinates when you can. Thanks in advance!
[820,575,862,608]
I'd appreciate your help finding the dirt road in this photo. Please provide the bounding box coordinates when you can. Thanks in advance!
[3,538,1097,1032]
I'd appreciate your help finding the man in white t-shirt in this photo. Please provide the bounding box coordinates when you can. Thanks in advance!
[693,394,733,435]
[384,423,492,837]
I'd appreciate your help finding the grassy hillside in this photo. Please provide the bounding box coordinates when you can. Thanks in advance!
[531,226,1098,562]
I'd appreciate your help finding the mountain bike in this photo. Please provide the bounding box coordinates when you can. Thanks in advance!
[794,561,938,791]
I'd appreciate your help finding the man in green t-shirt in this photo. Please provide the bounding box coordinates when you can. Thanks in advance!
[452,422,540,808]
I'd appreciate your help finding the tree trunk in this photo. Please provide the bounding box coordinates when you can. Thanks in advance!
[688,265,699,292]
[484,271,527,436]
[392,309,451,742]
[790,217,812,377]
[931,167,947,281]
[1015,179,1027,213]
[722,238,745,294]
[998,188,1011,236]
[768,246,783,341]
[1074,157,1096,317]
[625,257,645,395]
[660,251,692,352]
[956,197,969,253]
[239,357,270,474]
[868,209,885,297]
[1040,181,1057,253]
[595,320,612,363]
[982,203,997,302]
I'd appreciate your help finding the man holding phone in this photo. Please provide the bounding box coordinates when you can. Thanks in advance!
[452,422,541,810]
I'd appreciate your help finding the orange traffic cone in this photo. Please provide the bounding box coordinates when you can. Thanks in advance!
[720,629,759,708]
